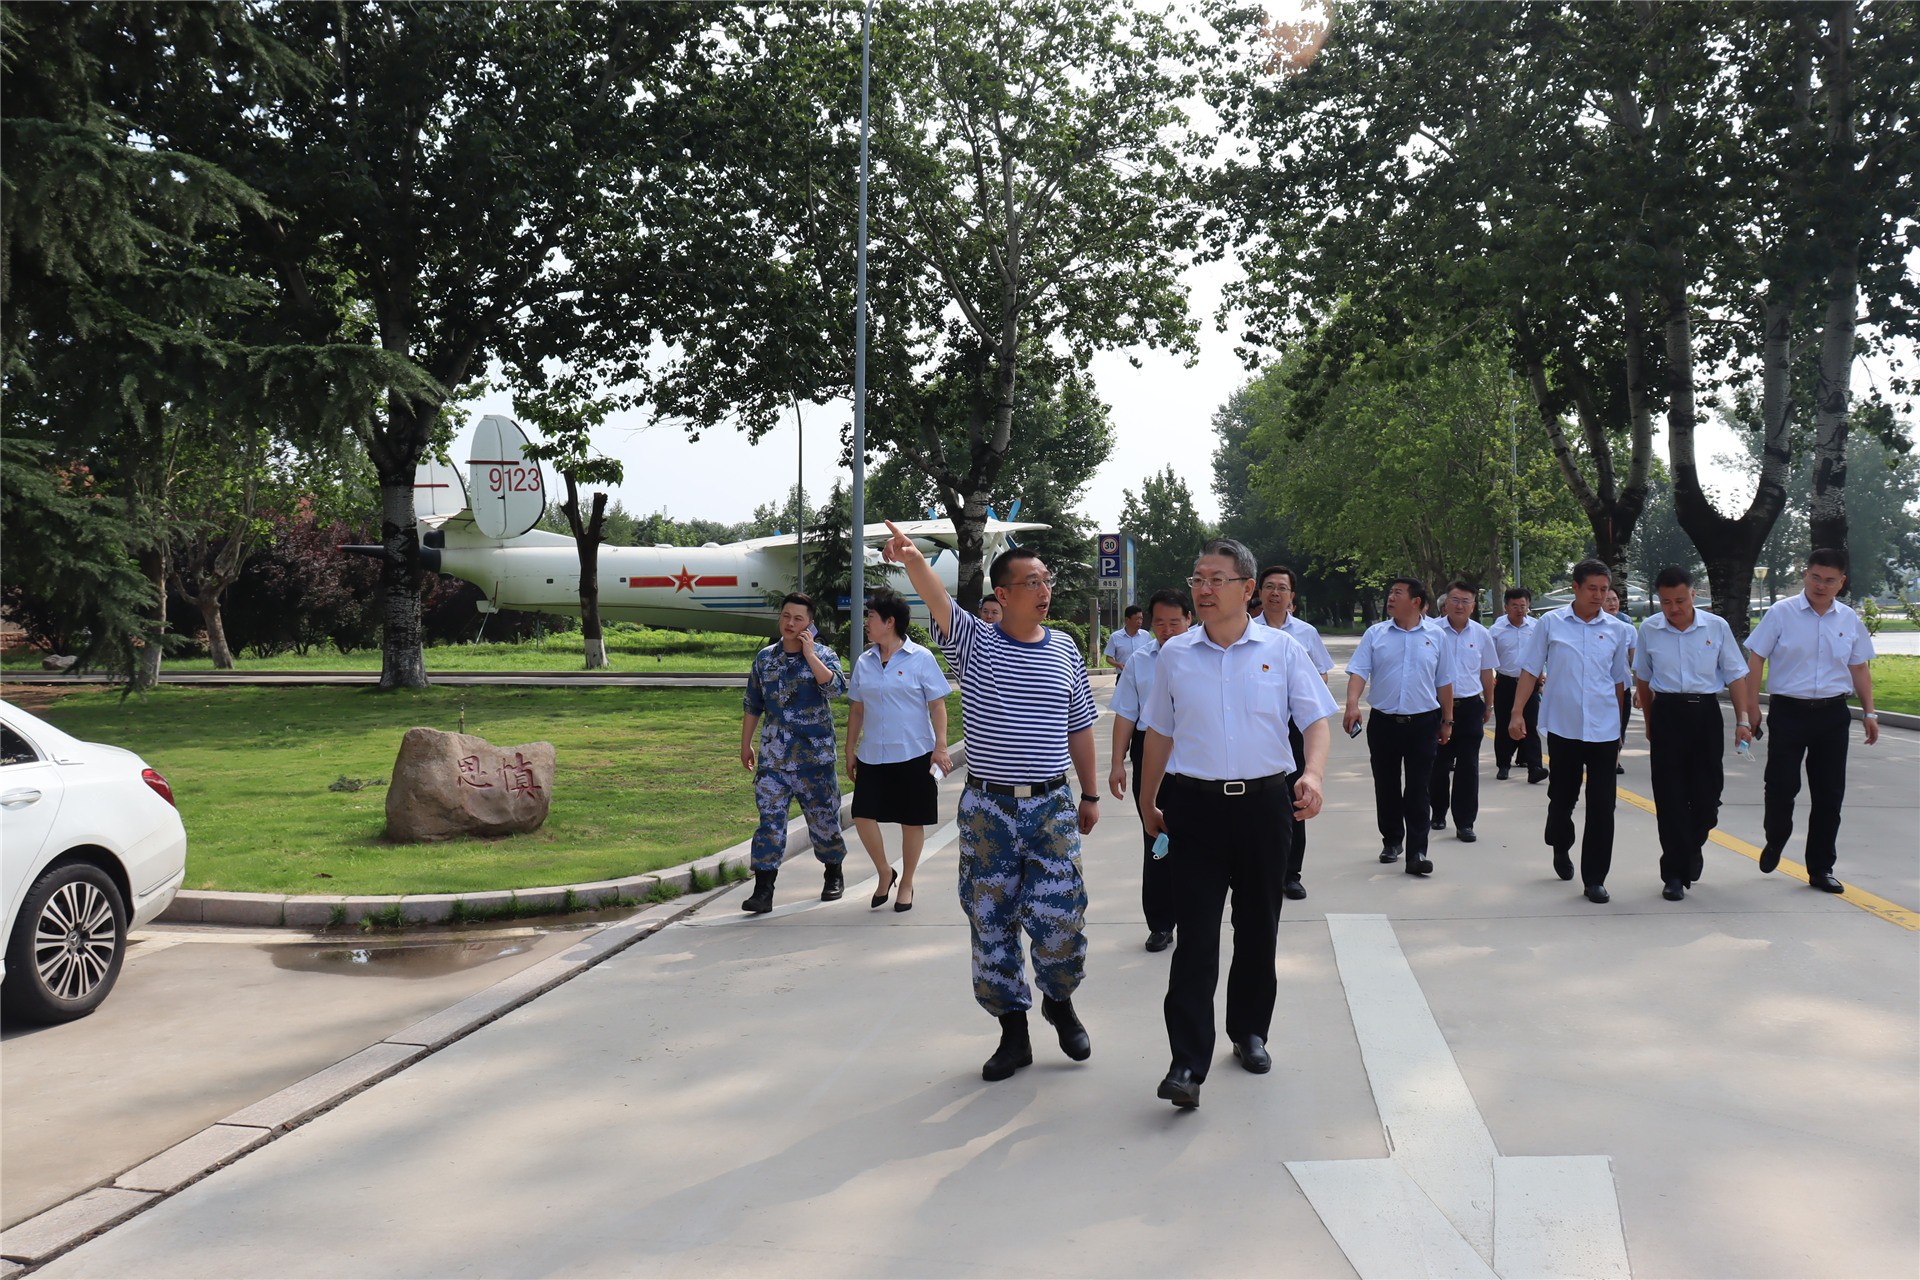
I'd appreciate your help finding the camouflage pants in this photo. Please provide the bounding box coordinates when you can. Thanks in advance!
[751,766,847,872]
[956,784,1088,1017]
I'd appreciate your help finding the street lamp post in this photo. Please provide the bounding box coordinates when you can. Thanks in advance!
[848,0,872,633]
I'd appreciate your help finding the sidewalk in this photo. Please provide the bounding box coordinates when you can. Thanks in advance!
[16,695,1918,1278]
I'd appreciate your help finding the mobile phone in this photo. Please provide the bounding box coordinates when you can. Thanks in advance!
[1151,831,1170,860]
[1347,719,1363,739]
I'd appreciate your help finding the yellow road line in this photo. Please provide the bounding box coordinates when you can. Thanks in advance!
[1484,727,1920,932]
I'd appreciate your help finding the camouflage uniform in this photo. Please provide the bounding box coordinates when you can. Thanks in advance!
[744,640,848,873]
[957,784,1088,1015]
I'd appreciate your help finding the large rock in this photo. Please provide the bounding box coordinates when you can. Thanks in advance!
[385,728,555,843]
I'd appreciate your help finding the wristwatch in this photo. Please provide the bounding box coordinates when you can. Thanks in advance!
[1080,792,1100,803]
[1863,712,1879,720]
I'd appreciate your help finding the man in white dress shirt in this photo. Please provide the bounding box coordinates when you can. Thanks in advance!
[1633,566,1755,901]
[1104,604,1153,671]
[1429,580,1496,842]
[1343,578,1454,875]
[1108,588,1193,952]
[1137,539,1336,1109]
[1744,548,1879,893]
[1510,560,1634,903]
[1490,586,1549,783]
[1252,564,1335,898]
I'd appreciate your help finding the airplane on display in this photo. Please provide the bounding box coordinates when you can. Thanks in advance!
[399,415,1048,637]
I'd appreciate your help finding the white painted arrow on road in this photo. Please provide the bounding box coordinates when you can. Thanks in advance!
[1290,915,1632,1279]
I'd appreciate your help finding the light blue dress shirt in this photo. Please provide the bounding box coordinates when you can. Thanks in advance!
[1141,623,1338,779]
[1110,641,1159,724]
[1104,627,1155,667]
[1437,618,1495,699]
[1252,612,1335,674]
[848,638,951,764]
[1746,594,1874,698]
[1633,610,1748,693]
[1488,615,1537,676]
[1347,617,1451,714]
[1522,606,1632,741]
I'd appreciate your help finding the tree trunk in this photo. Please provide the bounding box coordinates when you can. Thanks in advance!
[949,489,990,612]
[131,545,167,692]
[1808,5,1859,559]
[376,474,428,690]
[1523,351,1650,586]
[197,587,235,669]
[568,481,610,671]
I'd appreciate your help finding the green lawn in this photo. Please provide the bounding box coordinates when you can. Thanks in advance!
[1862,655,1919,716]
[12,685,962,896]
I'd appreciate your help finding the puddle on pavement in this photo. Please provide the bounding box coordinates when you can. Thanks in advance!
[268,936,535,978]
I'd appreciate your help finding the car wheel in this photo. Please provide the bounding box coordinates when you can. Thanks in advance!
[2,861,128,1025]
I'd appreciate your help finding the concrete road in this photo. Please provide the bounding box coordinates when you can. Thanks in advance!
[1,923,593,1228]
[33,690,1917,1278]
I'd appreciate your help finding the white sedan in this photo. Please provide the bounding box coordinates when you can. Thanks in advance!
[2,700,187,1024]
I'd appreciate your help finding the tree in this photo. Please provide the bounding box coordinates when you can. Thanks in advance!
[162,422,273,669]
[1120,468,1213,604]
[174,3,714,688]
[647,0,1210,608]
[515,385,622,669]
[1624,463,1704,602]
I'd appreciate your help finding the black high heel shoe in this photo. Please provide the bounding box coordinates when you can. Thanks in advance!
[894,883,914,913]
[871,865,898,909]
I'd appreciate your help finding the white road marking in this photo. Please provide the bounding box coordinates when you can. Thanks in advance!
[1291,914,1633,1279]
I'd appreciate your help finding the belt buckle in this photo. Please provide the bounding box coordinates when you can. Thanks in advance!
[1223,780,1247,796]
[1019,783,1039,798]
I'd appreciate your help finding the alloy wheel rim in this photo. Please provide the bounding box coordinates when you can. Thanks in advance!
[32,881,117,1001]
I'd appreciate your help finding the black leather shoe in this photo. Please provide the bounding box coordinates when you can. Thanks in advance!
[742,870,776,914]
[1496,767,1511,780]
[1809,872,1846,893]
[1585,884,1611,904]
[1144,930,1173,952]
[1759,841,1783,873]
[1528,769,1549,784]
[1431,817,1447,831]
[1457,827,1477,843]
[1233,1036,1272,1074]
[1041,995,1091,1061]
[821,862,845,901]
[1157,1067,1201,1109]
[1552,848,1575,881]
[1615,762,1625,775]
[1379,844,1402,864]
[1405,856,1433,876]
[1283,877,1306,901]
[982,1011,1032,1081]
[1663,880,1685,901]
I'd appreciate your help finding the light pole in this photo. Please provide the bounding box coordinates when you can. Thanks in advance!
[847,0,872,634]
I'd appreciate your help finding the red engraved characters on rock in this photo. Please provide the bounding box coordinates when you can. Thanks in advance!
[500,752,544,795]
[457,754,495,789]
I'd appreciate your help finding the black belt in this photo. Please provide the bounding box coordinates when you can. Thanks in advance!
[1653,692,1718,704]
[967,774,1067,798]
[1167,772,1289,796]
[1371,708,1440,724]
[1773,694,1849,708]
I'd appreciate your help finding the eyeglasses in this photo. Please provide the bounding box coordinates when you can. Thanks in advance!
[1261,584,1293,594]
[1187,575,1251,591]
[1009,575,1057,591]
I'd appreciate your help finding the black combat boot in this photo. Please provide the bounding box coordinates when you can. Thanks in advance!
[821,861,845,901]
[1040,995,1092,1061]
[742,870,776,914]
[981,1011,1033,1082]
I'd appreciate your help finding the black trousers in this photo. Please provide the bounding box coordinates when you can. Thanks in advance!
[1545,733,1618,887]
[1368,709,1440,855]
[1129,730,1178,933]
[1286,720,1308,878]
[1647,695,1724,885]
[1429,695,1485,827]
[1159,778,1292,1081]
[1618,689,1632,747]
[1493,675,1543,773]
[1763,696,1852,878]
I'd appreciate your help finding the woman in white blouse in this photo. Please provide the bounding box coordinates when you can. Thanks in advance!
[846,590,953,911]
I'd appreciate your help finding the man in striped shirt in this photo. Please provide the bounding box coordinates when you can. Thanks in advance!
[883,521,1102,1083]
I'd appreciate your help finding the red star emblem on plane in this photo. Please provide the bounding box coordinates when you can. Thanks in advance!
[671,565,698,593]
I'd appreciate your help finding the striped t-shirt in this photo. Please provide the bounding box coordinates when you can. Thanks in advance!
[934,603,1096,784]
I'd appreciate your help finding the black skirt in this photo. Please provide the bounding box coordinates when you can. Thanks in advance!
[851,751,939,825]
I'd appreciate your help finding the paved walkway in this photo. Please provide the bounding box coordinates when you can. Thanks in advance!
[25,693,1920,1278]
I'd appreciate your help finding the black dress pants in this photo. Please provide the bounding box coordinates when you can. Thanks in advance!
[1286,719,1308,878]
[1493,675,1543,774]
[1545,733,1618,887]
[1368,709,1440,855]
[1646,695,1724,885]
[1429,695,1485,827]
[1159,778,1291,1081]
[1130,730,1177,933]
[1763,696,1852,878]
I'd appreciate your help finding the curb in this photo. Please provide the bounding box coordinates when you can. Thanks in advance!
[158,741,968,928]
